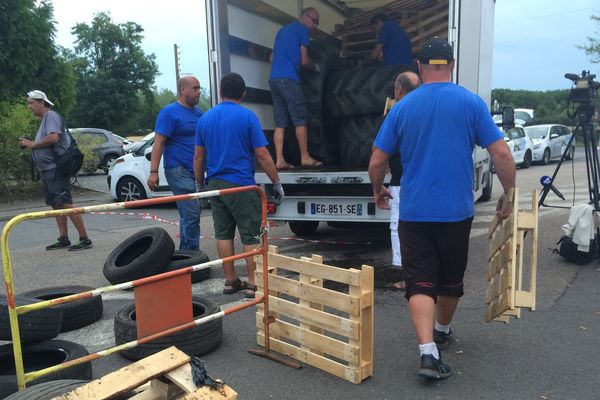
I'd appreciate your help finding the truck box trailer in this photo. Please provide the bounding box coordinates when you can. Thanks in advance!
[205,0,495,235]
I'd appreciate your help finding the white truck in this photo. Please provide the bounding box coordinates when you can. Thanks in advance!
[205,0,495,235]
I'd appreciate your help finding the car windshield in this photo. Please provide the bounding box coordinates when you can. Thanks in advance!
[134,138,154,156]
[524,126,548,139]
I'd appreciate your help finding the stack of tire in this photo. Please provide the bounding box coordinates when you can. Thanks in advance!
[0,288,99,398]
[324,64,416,167]
[282,39,343,166]
[103,227,222,361]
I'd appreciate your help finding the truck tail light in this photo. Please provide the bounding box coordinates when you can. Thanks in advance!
[267,202,277,214]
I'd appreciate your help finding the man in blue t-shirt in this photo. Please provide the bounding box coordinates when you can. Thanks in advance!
[369,37,516,380]
[269,7,323,170]
[369,13,413,66]
[148,76,203,250]
[194,73,284,299]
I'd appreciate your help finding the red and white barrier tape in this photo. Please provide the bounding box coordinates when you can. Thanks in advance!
[89,211,371,245]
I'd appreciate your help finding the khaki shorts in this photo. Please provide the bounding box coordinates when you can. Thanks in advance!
[208,179,261,245]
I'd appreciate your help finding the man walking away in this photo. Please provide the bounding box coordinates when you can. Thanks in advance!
[368,37,516,380]
[270,7,323,170]
[194,73,284,299]
[20,90,92,251]
[149,76,203,250]
[369,13,413,66]
[387,71,421,290]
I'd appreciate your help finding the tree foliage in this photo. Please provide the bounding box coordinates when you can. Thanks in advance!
[0,0,75,111]
[579,14,600,64]
[492,89,574,126]
[69,12,159,134]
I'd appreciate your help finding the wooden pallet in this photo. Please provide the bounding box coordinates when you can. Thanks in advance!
[486,189,538,323]
[255,246,374,384]
[51,347,237,400]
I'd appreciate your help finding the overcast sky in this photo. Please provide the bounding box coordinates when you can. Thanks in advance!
[51,0,599,93]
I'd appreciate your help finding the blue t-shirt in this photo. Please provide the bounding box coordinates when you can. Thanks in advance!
[377,21,412,65]
[373,82,503,222]
[155,102,204,174]
[270,22,310,81]
[195,101,268,186]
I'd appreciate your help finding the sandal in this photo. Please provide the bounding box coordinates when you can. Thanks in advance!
[245,283,258,299]
[223,278,248,294]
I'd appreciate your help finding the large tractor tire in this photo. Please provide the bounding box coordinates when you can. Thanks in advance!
[339,114,385,167]
[325,65,415,118]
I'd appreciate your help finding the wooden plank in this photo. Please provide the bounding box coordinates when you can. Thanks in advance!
[488,217,514,259]
[358,265,374,380]
[267,296,359,340]
[127,379,183,400]
[256,271,360,315]
[517,212,536,230]
[53,347,190,400]
[165,363,198,393]
[485,267,512,304]
[182,385,238,400]
[256,313,359,364]
[268,252,361,286]
[487,241,513,280]
[258,333,360,384]
[527,190,539,311]
[515,290,536,309]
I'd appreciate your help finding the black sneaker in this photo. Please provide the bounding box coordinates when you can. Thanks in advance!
[46,237,71,251]
[434,328,454,350]
[418,354,452,379]
[68,238,93,251]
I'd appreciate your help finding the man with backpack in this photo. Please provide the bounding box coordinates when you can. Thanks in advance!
[20,90,93,251]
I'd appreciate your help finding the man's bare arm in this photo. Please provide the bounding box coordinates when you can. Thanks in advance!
[368,147,392,210]
[487,138,516,220]
[193,146,206,185]
[255,146,280,184]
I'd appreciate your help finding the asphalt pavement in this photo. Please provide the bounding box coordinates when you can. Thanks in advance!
[1,155,599,399]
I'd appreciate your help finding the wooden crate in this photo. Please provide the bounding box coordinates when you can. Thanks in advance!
[51,347,237,400]
[486,189,538,323]
[255,246,374,384]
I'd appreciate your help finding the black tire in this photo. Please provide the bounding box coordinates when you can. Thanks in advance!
[102,154,119,173]
[0,295,62,343]
[325,65,415,118]
[0,340,92,399]
[19,286,103,333]
[116,176,147,202]
[521,150,532,169]
[165,250,211,283]
[339,114,384,167]
[3,379,88,400]
[114,297,222,361]
[289,220,320,236]
[479,169,493,202]
[103,227,174,285]
[541,148,551,165]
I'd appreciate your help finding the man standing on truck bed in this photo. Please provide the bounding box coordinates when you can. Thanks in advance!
[269,7,323,170]
[368,37,516,380]
[148,76,203,251]
[369,13,413,66]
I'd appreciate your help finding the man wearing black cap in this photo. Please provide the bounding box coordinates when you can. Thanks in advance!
[368,37,516,379]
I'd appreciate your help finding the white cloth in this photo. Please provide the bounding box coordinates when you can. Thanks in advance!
[561,204,596,252]
[389,185,402,267]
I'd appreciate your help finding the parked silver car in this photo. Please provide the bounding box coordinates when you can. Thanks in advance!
[524,124,575,164]
[71,128,125,173]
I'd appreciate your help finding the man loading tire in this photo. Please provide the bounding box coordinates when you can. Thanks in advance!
[369,13,413,66]
[269,7,323,170]
[369,37,516,380]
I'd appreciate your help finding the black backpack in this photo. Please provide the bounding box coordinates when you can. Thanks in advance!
[556,235,597,265]
[53,116,84,176]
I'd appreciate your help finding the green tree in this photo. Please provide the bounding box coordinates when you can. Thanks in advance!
[69,12,159,134]
[580,14,600,64]
[0,0,76,111]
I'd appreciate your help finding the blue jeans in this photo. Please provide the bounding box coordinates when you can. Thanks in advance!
[164,166,201,250]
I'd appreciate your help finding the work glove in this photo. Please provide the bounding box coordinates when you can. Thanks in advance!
[272,181,285,203]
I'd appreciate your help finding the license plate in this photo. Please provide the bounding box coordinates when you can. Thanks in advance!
[310,203,363,216]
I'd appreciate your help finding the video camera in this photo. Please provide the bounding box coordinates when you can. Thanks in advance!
[565,70,599,104]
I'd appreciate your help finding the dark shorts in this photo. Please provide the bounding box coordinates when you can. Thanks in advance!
[269,78,307,128]
[40,168,73,207]
[398,217,473,302]
[208,179,262,245]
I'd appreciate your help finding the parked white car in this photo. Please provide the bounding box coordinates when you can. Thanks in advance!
[524,124,575,164]
[123,132,155,154]
[108,135,172,201]
[498,125,534,168]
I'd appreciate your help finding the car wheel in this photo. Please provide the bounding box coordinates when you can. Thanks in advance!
[521,151,532,169]
[116,177,147,202]
[288,221,319,236]
[541,148,551,165]
[102,154,119,174]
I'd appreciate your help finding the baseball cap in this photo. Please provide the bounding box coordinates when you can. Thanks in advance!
[27,90,54,107]
[418,37,454,65]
